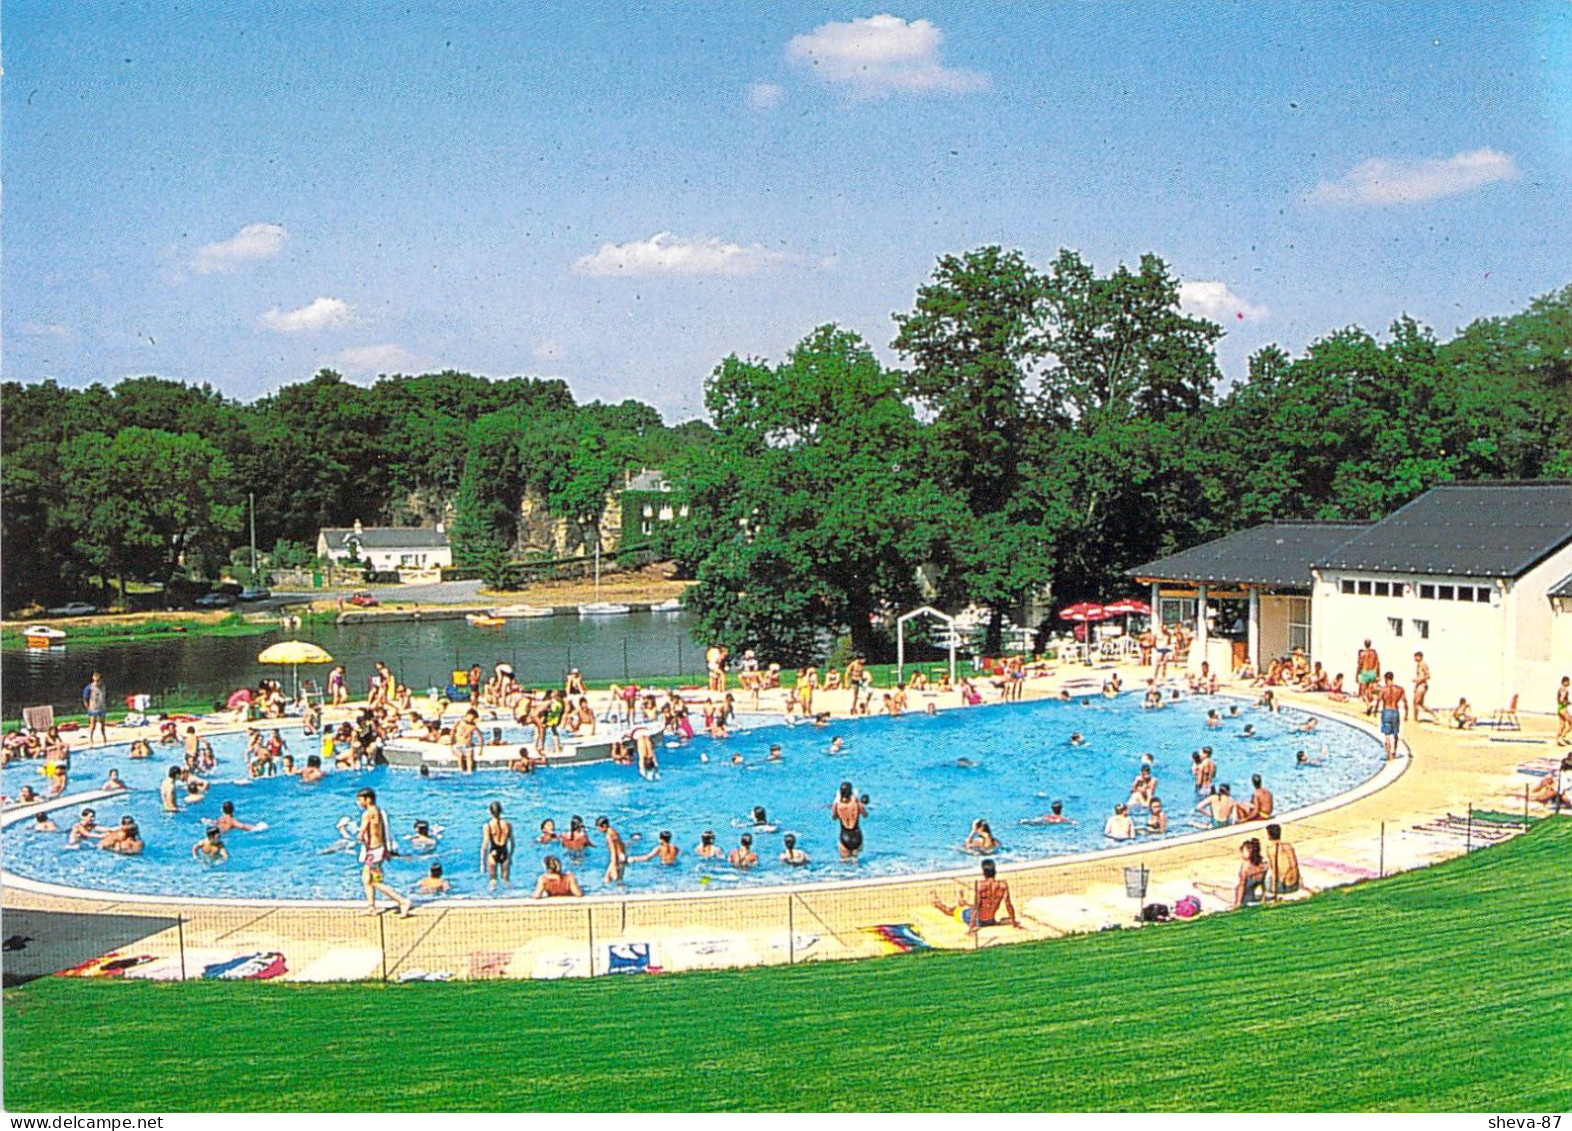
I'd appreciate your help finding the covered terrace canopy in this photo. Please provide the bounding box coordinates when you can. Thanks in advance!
[1127,521,1368,671]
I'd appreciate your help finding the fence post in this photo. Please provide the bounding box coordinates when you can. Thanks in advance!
[788,897,795,965]
[1378,822,1385,878]
[586,907,596,977]
[1466,803,1473,853]
[1524,784,1530,830]
[379,911,388,982]
[177,915,187,982]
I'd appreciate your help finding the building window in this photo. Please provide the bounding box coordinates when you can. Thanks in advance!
[679,505,689,518]
[1438,584,1454,600]
[1419,583,1435,599]
[1457,586,1474,602]
[1413,619,1429,639]
[1373,581,1390,597]
[1387,616,1403,636]
[1286,596,1312,654]
[1340,579,1355,595]
[1159,597,1197,627]
[641,521,652,536]
[1357,580,1372,595]
[658,506,674,521]
[1477,586,1493,603]
[642,506,654,518]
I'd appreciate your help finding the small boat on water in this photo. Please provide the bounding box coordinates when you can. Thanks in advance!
[466,613,506,628]
[23,625,67,648]
[577,602,631,617]
[490,604,555,619]
[648,597,684,613]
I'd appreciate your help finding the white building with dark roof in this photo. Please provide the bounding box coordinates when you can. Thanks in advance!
[316,520,453,573]
[1310,481,1572,710]
[1130,481,1572,710]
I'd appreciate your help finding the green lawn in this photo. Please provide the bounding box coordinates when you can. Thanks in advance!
[6,821,1570,1112]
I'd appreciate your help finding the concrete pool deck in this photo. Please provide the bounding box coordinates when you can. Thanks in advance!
[3,662,1564,982]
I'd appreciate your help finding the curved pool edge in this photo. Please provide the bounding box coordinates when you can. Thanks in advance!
[0,695,1410,913]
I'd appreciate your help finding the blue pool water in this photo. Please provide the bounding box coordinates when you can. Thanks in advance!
[1,694,1383,900]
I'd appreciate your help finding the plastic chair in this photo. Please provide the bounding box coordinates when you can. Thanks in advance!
[1489,694,1521,730]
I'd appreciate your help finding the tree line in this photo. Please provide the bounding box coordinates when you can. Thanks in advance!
[5,244,1568,656]
[661,247,1571,662]
[0,369,712,611]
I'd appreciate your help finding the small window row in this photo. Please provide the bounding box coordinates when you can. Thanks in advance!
[1339,579,1492,603]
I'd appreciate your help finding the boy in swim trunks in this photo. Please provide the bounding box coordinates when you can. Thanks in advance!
[357,787,412,917]
[1378,672,1407,760]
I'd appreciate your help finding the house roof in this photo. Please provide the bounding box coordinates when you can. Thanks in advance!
[320,527,450,552]
[1128,522,1369,589]
[1544,572,1572,599]
[1314,481,1572,579]
[623,469,667,492]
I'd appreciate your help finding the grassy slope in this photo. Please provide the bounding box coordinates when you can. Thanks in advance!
[6,822,1571,1112]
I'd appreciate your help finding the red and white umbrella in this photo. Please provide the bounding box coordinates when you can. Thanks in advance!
[1058,601,1110,623]
[1102,599,1152,617]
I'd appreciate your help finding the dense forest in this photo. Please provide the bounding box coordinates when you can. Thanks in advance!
[5,245,1569,663]
[0,370,713,611]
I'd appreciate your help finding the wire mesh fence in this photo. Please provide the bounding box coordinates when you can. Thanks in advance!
[4,789,1551,986]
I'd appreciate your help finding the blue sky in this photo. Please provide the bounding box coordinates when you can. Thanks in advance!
[4,3,1568,420]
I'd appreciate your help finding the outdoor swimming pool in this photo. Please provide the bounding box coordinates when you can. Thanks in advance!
[1,693,1385,901]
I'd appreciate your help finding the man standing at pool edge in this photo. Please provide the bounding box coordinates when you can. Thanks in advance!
[357,787,411,918]
[82,671,107,746]
[1378,671,1407,761]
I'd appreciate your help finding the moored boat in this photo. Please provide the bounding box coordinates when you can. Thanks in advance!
[23,625,67,648]
[577,601,631,616]
[490,604,555,619]
[465,613,506,628]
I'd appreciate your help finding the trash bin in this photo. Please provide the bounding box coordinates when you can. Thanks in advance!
[1123,866,1150,900]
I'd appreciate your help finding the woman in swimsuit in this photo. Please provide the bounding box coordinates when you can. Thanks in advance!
[480,801,514,889]
[1234,838,1267,908]
[832,781,867,859]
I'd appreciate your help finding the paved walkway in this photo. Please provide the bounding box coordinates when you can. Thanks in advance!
[3,660,1563,982]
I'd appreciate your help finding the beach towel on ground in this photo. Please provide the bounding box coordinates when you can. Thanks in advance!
[861,924,930,954]
[605,942,656,974]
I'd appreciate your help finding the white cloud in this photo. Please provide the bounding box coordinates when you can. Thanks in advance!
[572,232,792,277]
[260,296,353,334]
[786,14,987,96]
[1310,148,1521,205]
[18,321,74,340]
[191,223,288,274]
[747,82,786,110]
[1179,281,1268,323]
[334,343,415,373]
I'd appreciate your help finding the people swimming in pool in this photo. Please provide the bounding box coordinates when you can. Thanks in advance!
[559,815,593,852]
[631,830,681,865]
[537,818,559,844]
[193,827,228,864]
[742,806,779,833]
[416,861,450,895]
[1239,724,1258,738]
[832,781,867,860]
[68,808,107,845]
[209,800,260,834]
[779,833,809,866]
[409,820,441,851]
[481,801,514,890]
[1022,800,1075,826]
[1103,803,1135,840]
[99,816,144,855]
[1068,733,1086,747]
[828,736,846,755]
[694,829,723,858]
[1196,784,1243,825]
[101,769,128,792]
[964,819,999,853]
[598,817,628,884]
[1296,747,1328,767]
[1205,710,1221,728]
[729,834,758,869]
[1143,798,1168,834]
[767,743,783,762]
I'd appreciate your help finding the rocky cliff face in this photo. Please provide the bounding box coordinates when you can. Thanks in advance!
[517,487,622,558]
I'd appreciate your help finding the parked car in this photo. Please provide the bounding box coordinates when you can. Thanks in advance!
[45,601,99,617]
[195,592,236,608]
[347,590,379,608]
[238,587,272,602]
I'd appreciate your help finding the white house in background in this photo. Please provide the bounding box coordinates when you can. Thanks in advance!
[1310,480,1572,711]
[1130,480,1572,711]
[316,520,453,573]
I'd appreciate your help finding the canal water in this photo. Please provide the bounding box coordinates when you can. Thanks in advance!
[3,612,704,715]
